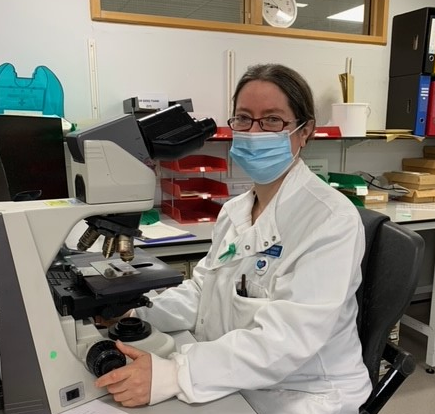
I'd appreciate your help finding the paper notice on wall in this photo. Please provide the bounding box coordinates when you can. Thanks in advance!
[137,93,168,110]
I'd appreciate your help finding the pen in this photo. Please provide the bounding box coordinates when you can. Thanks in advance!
[237,274,248,297]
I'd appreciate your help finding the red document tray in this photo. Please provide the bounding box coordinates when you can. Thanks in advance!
[161,177,229,199]
[161,199,223,223]
[160,155,227,173]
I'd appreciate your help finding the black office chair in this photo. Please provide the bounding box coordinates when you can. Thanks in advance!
[356,207,425,414]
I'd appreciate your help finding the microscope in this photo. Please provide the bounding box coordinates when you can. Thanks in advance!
[0,105,216,414]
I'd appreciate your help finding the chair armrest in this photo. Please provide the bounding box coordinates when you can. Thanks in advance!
[359,341,416,414]
[382,341,416,377]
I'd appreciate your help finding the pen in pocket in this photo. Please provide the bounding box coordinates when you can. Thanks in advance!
[237,274,248,297]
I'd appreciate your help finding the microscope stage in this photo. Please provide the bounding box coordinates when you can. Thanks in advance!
[65,248,182,296]
[47,248,183,319]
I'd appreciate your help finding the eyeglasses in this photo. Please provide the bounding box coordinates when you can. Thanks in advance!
[227,115,299,132]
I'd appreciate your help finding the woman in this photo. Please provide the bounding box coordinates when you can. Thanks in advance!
[96,63,372,414]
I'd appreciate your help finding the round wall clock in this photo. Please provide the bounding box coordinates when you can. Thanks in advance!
[262,0,298,28]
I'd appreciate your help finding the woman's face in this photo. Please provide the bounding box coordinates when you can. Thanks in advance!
[235,80,310,154]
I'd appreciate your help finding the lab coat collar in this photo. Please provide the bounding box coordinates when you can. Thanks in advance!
[224,158,306,230]
[214,161,308,267]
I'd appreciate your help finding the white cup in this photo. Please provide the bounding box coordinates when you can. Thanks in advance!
[331,103,371,137]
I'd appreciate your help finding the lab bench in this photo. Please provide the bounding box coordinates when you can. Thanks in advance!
[98,392,255,414]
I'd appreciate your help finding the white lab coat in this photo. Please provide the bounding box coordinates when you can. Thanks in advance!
[136,160,372,413]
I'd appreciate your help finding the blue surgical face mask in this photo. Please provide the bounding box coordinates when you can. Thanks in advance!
[230,123,305,184]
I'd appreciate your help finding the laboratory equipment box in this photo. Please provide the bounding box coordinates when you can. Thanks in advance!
[398,188,435,203]
[402,158,435,174]
[384,171,435,190]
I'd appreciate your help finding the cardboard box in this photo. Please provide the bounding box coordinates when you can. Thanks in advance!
[361,190,389,204]
[398,188,435,203]
[362,192,388,209]
[341,189,388,208]
[402,158,435,174]
[361,201,388,210]
[384,171,435,190]
[424,146,435,158]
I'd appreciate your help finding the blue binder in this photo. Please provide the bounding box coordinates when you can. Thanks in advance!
[386,74,431,136]
[416,75,431,136]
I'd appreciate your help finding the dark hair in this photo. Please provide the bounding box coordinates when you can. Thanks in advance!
[232,63,316,128]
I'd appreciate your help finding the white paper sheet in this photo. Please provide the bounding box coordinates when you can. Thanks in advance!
[62,399,127,414]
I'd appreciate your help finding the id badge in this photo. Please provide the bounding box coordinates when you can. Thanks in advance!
[261,244,283,258]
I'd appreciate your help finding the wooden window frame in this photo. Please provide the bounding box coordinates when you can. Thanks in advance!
[90,0,389,46]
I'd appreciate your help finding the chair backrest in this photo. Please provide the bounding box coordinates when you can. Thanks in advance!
[356,207,425,386]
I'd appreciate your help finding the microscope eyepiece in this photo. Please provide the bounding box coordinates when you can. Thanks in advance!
[195,116,218,137]
[137,104,217,160]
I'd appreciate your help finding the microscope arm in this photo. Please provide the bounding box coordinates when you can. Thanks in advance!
[64,105,216,261]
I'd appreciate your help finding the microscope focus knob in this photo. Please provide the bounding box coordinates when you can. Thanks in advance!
[86,340,126,377]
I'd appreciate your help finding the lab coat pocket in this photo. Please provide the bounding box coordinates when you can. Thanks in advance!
[231,286,270,330]
[246,280,269,298]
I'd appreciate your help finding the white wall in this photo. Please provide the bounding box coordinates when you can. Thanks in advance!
[0,0,430,125]
[0,0,433,175]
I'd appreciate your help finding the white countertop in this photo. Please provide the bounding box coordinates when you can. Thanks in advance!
[375,201,435,230]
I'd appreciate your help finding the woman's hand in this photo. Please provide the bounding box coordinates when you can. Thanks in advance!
[95,340,152,407]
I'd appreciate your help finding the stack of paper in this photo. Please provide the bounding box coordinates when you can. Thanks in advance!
[366,129,424,142]
[137,221,194,243]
